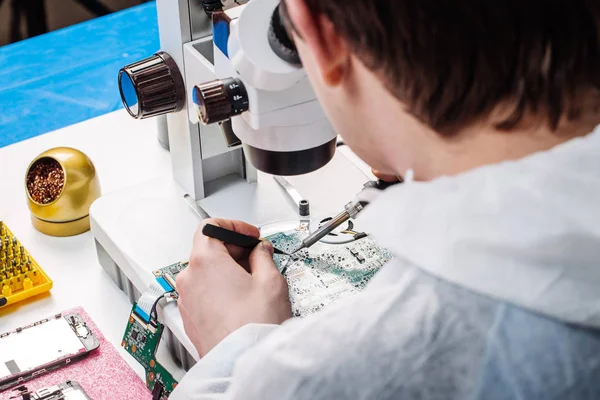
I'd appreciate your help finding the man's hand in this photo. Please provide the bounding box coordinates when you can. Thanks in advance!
[176,218,292,358]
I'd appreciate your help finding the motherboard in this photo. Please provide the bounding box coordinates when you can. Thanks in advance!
[151,226,392,318]
[268,228,392,317]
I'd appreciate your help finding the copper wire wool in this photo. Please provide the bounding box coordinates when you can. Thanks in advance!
[27,158,65,204]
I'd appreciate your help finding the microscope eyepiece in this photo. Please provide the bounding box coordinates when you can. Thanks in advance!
[268,4,302,66]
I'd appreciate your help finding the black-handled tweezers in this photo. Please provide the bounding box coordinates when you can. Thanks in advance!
[202,224,291,256]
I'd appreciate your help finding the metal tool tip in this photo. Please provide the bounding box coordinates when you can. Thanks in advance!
[290,244,305,255]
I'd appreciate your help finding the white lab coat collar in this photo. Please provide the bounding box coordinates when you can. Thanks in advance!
[358,126,600,328]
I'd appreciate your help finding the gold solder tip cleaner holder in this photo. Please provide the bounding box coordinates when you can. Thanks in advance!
[25,147,101,237]
[0,221,53,308]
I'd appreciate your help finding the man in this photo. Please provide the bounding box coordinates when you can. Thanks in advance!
[172,0,600,398]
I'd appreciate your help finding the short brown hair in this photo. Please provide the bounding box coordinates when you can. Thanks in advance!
[285,0,600,134]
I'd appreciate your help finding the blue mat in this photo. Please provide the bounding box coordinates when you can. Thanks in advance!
[0,2,159,148]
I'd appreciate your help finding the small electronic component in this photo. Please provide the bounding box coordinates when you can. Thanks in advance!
[0,221,52,308]
[122,303,177,399]
[152,381,165,399]
[11,380,91,400]
[349,248,366,263]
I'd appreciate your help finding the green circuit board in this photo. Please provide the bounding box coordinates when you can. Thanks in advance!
[122,304,177,399]
[153,261,188,293]
[268,229,392,317]
[152,228,392,318]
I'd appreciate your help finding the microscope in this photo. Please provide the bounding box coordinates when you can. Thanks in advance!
[119,0,338,198]
[91,0,375,371]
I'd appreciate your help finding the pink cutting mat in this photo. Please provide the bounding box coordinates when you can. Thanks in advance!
[0,307,151,400]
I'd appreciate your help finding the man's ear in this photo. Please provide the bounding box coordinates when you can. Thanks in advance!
[284,0,349,87]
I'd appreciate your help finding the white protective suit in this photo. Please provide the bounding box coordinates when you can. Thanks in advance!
[171,125,600,400]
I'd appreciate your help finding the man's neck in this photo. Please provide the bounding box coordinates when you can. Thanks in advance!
[399,111,600,181]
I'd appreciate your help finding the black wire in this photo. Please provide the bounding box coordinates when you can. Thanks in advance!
[150,293,166,322]
[150,291,177,322]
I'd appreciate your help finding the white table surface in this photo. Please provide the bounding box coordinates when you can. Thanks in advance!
[0,110,177,379]
[0,109,376,384]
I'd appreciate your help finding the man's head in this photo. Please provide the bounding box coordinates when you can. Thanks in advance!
[282,0,600,179]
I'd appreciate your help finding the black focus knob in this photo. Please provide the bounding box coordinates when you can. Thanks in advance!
[200,0,223,16]
[192,78,249,125]
[118,52,185,120]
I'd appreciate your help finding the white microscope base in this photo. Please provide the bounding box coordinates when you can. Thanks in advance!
[90,150,373,370]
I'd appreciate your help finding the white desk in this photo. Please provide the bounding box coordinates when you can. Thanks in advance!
[0,109,376,382]
[0,110,184,380]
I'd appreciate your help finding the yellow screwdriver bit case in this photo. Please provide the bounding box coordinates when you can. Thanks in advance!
[0,221,52,308]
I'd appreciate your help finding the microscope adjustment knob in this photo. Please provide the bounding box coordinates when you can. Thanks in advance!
[192,78,249,125]
[200,0,223,16]
[118,52,185,119]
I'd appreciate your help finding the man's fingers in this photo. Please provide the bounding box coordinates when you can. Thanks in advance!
[371,169,400,183]
[199,218,260,238]
[248,242,289,304]
[248,240,278,277]
[192,218,261,262]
